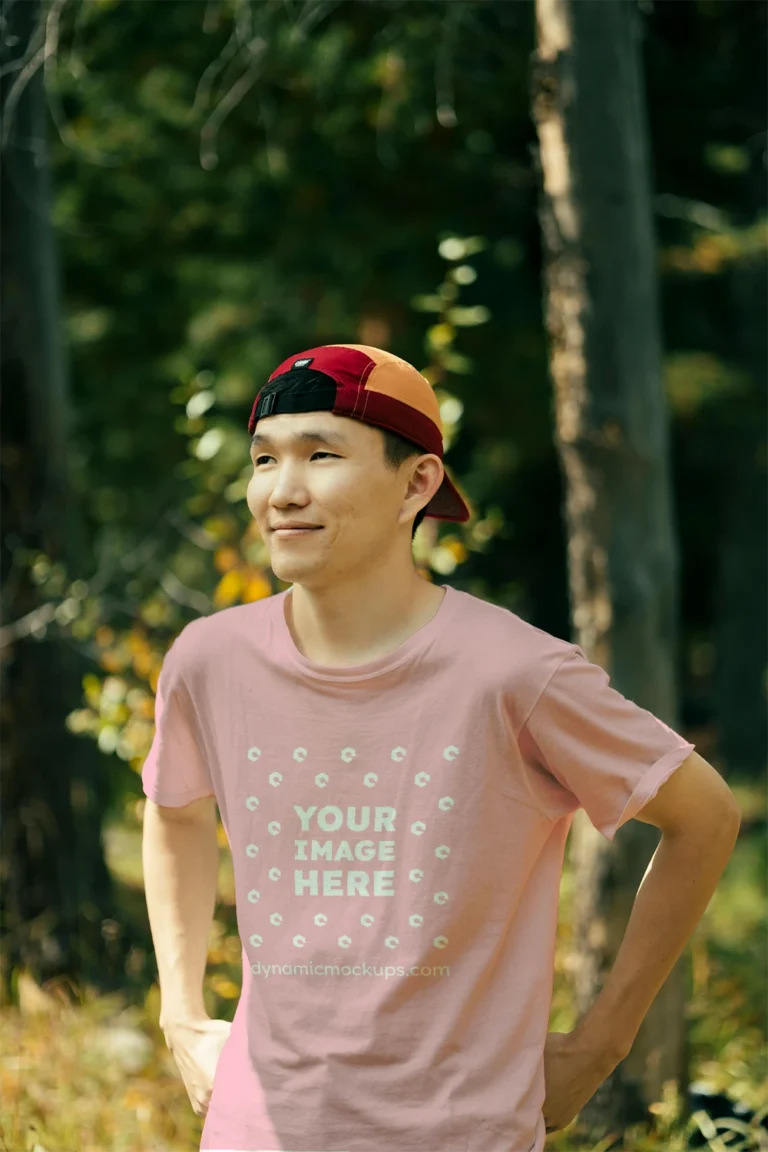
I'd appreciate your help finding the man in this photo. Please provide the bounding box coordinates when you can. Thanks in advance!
[142,344,741,1152]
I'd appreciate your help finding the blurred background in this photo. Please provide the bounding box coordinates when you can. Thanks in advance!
[1,0,765,1149]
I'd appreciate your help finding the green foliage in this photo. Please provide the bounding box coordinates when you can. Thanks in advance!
[3,0,757,808]
[0,0,765,1143]
[1,806,764,1151]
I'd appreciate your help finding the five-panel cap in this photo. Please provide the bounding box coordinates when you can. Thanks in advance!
[248,343,474,523]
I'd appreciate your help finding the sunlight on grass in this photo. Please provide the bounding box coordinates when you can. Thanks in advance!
[1,789,765,1152]
[0,984,204,1151]
[699,832,766,945]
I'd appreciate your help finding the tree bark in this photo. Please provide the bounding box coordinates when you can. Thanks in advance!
[531,0,690,1142]
[0,0,128,1002]
[714,140,768,783]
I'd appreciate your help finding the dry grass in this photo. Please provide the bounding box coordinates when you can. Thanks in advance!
[1,787,765,1152]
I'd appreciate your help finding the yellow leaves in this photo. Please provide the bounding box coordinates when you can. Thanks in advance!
[96,628,159,679]
[443,536,468,563]
[83,674,103,709]
[672,231,743,274]
[214,569,243,608]
[214,545,241,573]
[117,1087,149,1112]
[92,628,161,684]
[664,352,750,417]
[206,941,228,964]
[214,559,271,606]
[202,515,236,541]
[130,692,156,722]
[139,597,173,628]
[66,708,97,736]
[132,649,154,678]
[100,648,127,673]
[77,627,168,766]
[127,630,154,680]
[696,234,740,272]
[661,219,768,275]
[209,974,240,1000]
[427,322,454,351]
[242,573,272,602]
[98,725,120,754]
[213,529,272,608]
[102,675,127,703]
[429,534,468,576]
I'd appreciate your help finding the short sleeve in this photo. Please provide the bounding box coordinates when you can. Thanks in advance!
[141,633,215,807]
[518,646,695,841]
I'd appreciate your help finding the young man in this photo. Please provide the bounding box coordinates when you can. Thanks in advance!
[142,344,741,1152]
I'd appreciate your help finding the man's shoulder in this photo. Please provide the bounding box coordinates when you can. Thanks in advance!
[170,596,276,665]
[453,587,573,662]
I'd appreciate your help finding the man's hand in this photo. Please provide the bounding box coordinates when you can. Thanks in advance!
[162,1015,232,1118]
[542,1029,620,1136]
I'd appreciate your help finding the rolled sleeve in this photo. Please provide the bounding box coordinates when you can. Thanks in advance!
[519,647,695,841]
[141,631,215,807]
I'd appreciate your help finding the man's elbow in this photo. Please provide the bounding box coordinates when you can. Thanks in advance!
[635,750,742,838]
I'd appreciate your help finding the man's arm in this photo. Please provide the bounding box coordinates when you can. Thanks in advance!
[569,750,742,1062]
[142,794,219,1033]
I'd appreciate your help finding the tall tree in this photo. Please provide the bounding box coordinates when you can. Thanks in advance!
[713,139,768,783]
[0,0,126,1000]
[531,0,691,1139]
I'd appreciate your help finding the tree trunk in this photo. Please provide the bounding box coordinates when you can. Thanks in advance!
[0,0,128,1002]
[531,0,690,1143]
[714,140,768,783]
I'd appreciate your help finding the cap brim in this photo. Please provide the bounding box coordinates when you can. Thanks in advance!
[424,464,474,523]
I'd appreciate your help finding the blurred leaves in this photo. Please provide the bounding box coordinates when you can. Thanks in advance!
[2,785,764,1151]
[0,10,762,1152]
[0,0,759,819]
[665,353,752,417]
[1,0,755,810]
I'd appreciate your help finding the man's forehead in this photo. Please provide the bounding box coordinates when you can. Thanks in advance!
[250,415,361,447]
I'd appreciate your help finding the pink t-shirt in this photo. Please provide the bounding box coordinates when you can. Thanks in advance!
[142,583,695,1152]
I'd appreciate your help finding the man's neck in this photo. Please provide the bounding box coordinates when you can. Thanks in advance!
[285,576,445,667]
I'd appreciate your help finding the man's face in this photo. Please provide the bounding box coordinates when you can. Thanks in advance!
[246,411,439,586]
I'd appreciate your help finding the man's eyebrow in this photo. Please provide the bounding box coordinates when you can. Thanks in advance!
[250,430,349,449]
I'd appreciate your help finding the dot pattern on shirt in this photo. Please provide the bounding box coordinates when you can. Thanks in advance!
[243,744,458,956]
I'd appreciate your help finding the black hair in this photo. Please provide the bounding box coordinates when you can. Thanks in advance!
[255,368,431,541]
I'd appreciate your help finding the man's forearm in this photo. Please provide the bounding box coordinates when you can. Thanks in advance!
[572,811,741,1061]
[142,802,219,1030]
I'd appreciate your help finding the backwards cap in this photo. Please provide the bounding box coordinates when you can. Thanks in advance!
[248,343,473,523]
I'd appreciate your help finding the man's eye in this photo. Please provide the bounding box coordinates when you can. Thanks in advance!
[254,452,338,465]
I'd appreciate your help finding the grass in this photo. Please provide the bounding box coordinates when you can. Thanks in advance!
[1,785,765,1152]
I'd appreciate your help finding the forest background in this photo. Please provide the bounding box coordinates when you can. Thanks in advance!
[0,1,765,1150]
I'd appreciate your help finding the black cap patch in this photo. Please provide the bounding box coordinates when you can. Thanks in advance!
[292,356,314,369]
